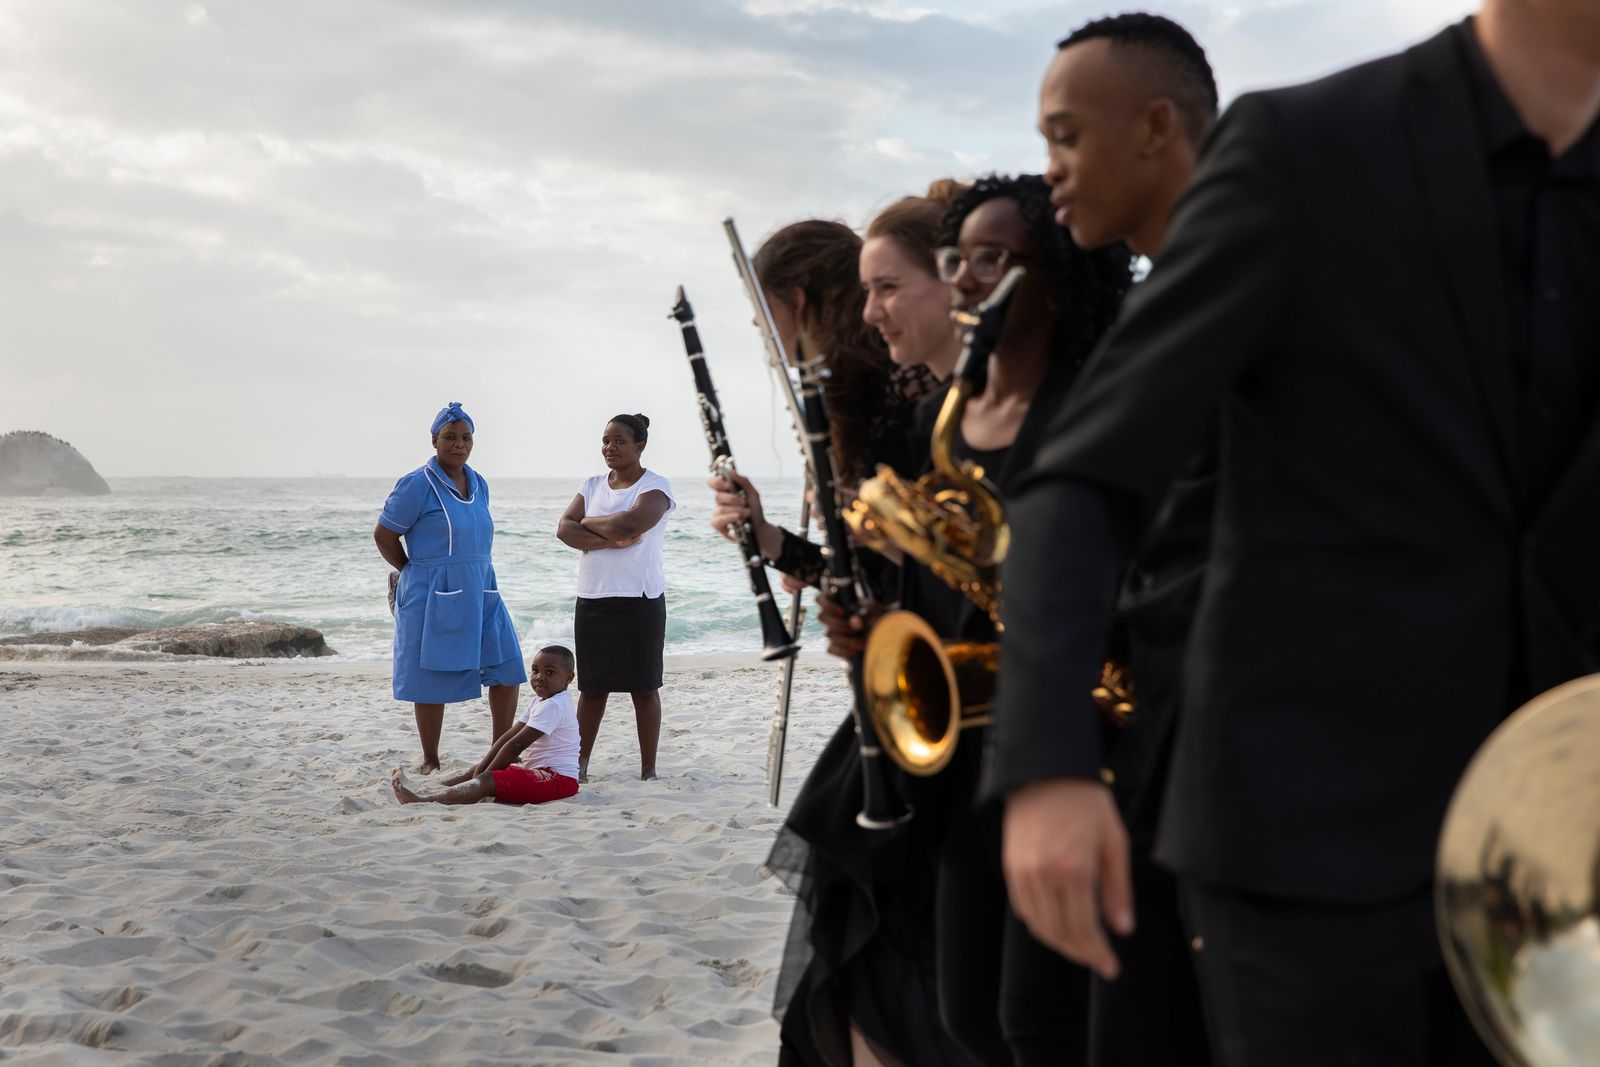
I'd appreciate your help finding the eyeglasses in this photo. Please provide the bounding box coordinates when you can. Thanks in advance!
[934,245,1030,284]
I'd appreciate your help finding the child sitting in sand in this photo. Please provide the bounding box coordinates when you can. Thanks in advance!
[392,645,581,806]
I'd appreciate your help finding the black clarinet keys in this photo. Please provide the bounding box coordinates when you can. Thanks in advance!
[669,286,800,663]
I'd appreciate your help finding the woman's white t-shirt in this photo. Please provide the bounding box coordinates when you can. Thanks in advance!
[576,470,676,599]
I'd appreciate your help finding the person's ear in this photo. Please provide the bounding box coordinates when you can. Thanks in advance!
[1140,98,1179,157]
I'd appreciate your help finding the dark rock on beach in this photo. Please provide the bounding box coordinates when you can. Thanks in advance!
[0,431,111,496]
[0,621,336,658]
[0,626,144,647]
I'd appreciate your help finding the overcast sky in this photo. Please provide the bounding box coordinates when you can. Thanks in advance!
[2,0,1474,479]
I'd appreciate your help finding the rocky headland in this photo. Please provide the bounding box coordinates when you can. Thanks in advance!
[0,431,111,496]
[0,621,335,659]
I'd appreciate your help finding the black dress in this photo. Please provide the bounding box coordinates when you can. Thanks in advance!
[764,367,978,1067]
[915,374,1092,1067]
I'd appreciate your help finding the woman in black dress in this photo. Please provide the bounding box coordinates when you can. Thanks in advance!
[705,192,974,1066]
[817,176,1131,1066]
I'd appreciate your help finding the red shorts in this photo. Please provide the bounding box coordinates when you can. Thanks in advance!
[491,765,579,805]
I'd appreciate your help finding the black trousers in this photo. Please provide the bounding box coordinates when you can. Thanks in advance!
[1092,693,1210,1067]
[937,802,1090,1066]
[1178,878,1498,1067]
[1090,855,1210,1067]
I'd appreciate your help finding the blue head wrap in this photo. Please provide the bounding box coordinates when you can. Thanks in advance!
[430,402,475,436]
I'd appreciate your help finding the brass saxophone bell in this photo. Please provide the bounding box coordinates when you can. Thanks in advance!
[863,609,996,776]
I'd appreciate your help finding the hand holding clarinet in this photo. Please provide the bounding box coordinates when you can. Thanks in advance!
[707,471,784,561]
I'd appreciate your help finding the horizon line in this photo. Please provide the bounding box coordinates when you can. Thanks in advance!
[89,471,806,481]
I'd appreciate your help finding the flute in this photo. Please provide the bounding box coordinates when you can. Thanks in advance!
[670,286,800,663]
[725,216,812,806]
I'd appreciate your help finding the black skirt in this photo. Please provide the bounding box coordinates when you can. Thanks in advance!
[768,718,982,1067]
[573,594,666,693]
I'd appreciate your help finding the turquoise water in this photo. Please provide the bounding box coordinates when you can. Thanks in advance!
[0,475,817,660]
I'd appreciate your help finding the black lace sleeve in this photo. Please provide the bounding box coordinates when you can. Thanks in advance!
[869,365,941,477]
[770,527,826,586]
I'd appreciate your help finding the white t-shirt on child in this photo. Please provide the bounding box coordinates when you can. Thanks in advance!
[516,690,580,781]
[575,470,676,599]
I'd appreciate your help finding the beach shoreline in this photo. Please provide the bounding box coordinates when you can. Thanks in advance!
[0,647,784,674]
[0,653,848,1064]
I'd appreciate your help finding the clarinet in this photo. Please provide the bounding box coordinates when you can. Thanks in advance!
[670,286,800,663]
[795,340,912,829]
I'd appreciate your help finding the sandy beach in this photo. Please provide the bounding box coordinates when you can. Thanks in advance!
[0,653,850,1064]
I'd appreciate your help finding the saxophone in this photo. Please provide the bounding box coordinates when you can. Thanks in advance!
[849,335,1010,627]
[845,268,1134,777]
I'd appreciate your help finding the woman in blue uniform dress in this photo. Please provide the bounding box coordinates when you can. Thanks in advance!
[374,402,526,773]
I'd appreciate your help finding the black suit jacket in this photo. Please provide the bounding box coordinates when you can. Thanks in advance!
[991,22,1600,903]
[1106,440,1216,842]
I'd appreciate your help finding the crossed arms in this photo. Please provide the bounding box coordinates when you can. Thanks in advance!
[556,490,670,551]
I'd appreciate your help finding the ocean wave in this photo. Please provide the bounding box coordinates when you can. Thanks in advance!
[0,643,195,663]
[0,475,819,666]
[0,603,299,635]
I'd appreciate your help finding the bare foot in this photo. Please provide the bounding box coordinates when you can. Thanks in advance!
[641,769,658,781]
[578,759,590,785]
[392,768,421,805]
[419,760,440,776]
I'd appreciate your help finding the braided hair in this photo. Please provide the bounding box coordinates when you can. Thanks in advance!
[608,412,650,444]
[940,174,1133,371]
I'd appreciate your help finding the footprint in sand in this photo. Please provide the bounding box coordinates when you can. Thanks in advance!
[203,884,249,901]
[94,985,148,1012]
[697,957,761,988]
[468,916,508,938]
[420,961,514,988]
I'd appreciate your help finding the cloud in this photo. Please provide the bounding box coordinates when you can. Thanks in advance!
[1,0,1471,478]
